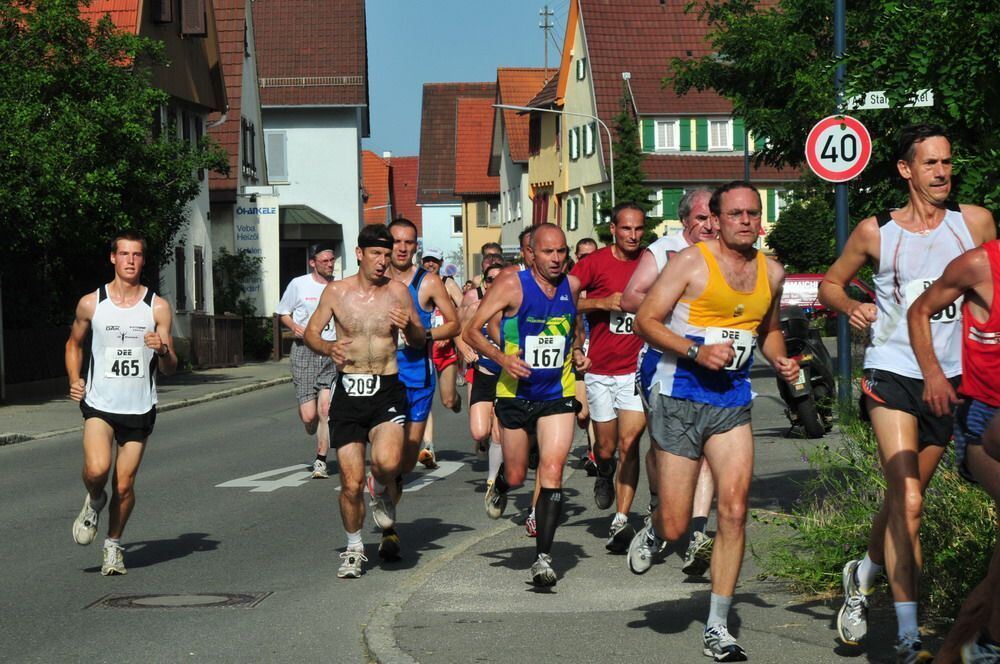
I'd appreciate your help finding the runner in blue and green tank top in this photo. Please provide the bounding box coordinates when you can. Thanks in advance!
[463,223,590,588]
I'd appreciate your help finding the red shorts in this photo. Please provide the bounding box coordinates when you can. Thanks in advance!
[432,340,459,373]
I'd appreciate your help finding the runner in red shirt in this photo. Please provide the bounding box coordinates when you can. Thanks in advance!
[570,202,647,552]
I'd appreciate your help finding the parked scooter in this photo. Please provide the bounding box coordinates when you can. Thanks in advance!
[776,305,836,438]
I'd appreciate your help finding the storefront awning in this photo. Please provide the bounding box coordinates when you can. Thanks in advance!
[279,205,342,240]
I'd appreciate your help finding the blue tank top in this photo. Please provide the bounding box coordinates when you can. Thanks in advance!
[397,267,434,388]
[477,321,502,374]
[497,270,576,401]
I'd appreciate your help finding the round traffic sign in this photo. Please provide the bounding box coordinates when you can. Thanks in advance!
[805,115,872,182]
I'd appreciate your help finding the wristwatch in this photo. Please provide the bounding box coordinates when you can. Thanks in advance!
[425,329,433,343]
[157,345,169,358]
[686,343,700,361]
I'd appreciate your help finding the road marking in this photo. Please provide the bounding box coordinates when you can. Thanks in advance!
[216,460,463,493]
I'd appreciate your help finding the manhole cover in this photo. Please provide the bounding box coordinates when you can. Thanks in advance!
[87,592,271,609]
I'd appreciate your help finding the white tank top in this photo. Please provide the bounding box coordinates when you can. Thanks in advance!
[647,233,690,272]
[865,206,973,379]
[85,285,158,414]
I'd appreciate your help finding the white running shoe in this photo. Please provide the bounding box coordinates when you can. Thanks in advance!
[895,634,933,663]
[367,473,396,529]
[484,479,507,519]
[681,531,714,576]
[836,559,870,645]
[311,459,329,479]
[72,492,104,546]
[606,514,634,554]
[530,553,557,587]
[101,543,127,576]
[337,549,367,579]
[702,624,747,662]
[418,444,438,470]
[627,521,663,574]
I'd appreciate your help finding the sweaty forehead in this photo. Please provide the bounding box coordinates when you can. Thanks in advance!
[721,188,761,209]
[391,226,416,241]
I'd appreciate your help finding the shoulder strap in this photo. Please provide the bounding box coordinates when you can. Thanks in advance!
[142,287,155,307]
[945,200,960,212]
[98,285,107,302]
[476,286,484,299]
[412,267,427,291]
[876,209,893,227]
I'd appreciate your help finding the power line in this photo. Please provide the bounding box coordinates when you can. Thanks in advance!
[539,4,555,77]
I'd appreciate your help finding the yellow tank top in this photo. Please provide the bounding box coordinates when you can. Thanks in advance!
[682,243,771,331]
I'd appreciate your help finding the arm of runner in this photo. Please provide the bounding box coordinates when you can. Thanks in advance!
[568,275,591,373]
[391,282,427,348]
[279,314,304,338]
[636,248,734,370]
[65,293,96,402]
[758,260,799,384]
[907,249,985,416]
[463,271,530,379]
[577,292,623,313]
[960,203,997,246]
[621,249,659,313]
[819,217,879,331]
[304,283,351,364]
[147,296,178,376]
[424,273,460,341]
[444,276,464,308]
[276,284,305,337]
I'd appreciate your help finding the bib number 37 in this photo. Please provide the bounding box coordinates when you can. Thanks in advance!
[703,328,754,371]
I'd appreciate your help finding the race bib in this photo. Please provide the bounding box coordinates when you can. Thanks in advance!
[431,312,445,328]
[104,347,145,379]
[904,279,959,323]
[703,327,754,371]
[524,335,566,369]
[610,311,636,335]
[341,373,380,397]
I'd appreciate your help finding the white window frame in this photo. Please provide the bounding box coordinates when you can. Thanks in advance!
[592,191,603,225]
[773,189,786,221]
[264,130,288,182]
[654,119,680,151]
[451,214,463,237]
[576,57,587,81]
[709,118,733,151]
[567,196,579,231]
[488,200,500,227]
[583,123,595,156]
[569,126,580,160]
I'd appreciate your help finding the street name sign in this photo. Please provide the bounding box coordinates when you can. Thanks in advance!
[805,115,872,183]
[846,88,934,110]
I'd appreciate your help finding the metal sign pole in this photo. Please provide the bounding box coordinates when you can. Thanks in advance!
[834,0,851,403]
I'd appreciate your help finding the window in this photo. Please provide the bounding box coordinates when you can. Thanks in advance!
[240,117,257,179]
[655,119,679,151]
[533,192,549,225]
[576,57,587,81]
[193,246,205,312]
[709,119,732,150]
[489,201,500,227]
[452,215,463,236]
[566,197,579,231]
[152,0,172,23]
[528,114,541,156]
[569,127,580,160]
[174,246,187,310]
[195,116,204,180]
[650,190,663,218]
[181,0,207,37]
[264,131,287,182]
[583,122,596,156]
[592,192,604,225]
[476,201,488,228]
[182,111,191,145]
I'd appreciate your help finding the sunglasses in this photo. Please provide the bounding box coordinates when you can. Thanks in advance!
[484,276,496,284]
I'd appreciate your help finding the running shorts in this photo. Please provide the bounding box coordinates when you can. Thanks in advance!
[80,401,156,444]
[329,373,406,447]
[647,385,751,460]
[432,340,459,373]
[470,368,499,405]
[584,372,644,422]
[405,383,436,423]
[861,369,959,448]
[495,396,576,434]
[290,341,336,404]
[953,397,998,483]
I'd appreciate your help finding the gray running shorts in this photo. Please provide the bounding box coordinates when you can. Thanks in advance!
[290,341,336,404]
[647,384,752,459]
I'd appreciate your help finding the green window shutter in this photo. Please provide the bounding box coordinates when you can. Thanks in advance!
[662,188,683,220]
[641,119,655,152]
[766,189,777,224]
[695,119,708,151]
[679,119,691,152]
[592,193,599,224]
[733,118,745,152]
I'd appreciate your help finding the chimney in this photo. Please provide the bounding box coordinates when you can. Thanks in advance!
[382,151,392,160]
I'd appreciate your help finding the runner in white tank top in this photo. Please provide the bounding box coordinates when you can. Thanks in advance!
[819,125,996,659]
[65,232,177,576]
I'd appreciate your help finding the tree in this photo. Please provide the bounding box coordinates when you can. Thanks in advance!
[598,86,657,245]
[0,0,227,326]
[669,0,1000,228]
[765,178,837,273]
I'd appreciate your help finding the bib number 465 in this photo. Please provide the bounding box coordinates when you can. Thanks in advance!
[105,347,144,378]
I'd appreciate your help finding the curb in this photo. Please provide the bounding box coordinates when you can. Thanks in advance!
[0,376,291,447]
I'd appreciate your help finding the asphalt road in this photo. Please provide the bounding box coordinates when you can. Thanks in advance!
[0,360,906,663]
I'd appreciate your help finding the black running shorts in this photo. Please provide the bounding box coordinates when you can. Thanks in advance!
[470,368,500,405]
[861,368,960,448]
[329,373,406,448]
[80,400,156,444]
[494,396,576,434]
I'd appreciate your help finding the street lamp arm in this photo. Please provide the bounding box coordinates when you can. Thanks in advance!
[493,103,615,208]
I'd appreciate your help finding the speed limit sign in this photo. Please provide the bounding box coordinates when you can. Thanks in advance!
[805,115,872,183]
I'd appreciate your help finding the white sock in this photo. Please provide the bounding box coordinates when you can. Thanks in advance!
[895,601,919,641]
[487,440,503,482]
[612,512,628,526]
[103,537,120,549]
[857,553,883,593]
[346,530,363,551]
[707,593,732,629]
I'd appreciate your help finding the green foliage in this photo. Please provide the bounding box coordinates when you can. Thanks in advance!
[670,0,1000,223]
[598,87,658,245]
[754,407,997,622]
[0,0,228,326]
[766,177,837,273]
[211,248,272,360]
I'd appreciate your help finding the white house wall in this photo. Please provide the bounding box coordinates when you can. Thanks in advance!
[420,203,465,282]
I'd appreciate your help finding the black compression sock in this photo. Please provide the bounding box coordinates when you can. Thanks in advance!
[535,487,563,556]
[690,516,708,536]
[494,463,510,493]
[315,454,326,463]
[596,458,616,479]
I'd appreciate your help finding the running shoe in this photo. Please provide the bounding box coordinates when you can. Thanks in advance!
[101,542,127,576]
[311,459,329,479]
[337,549,367,578]
[366,473,396,529]
[961,631,1000,663]
[72,492,104,546]
[702,624,747,662]
[606,515,634,554]
[484,479,507,519]
[417,445,438,470]
[378,532,401,561]
[627,521,663,574]
[594,475,615,510]
[681,531,714,576]
[836,559,870,645]
[895,635,933,663]
[525,511,537,537]
[530,553,557,587]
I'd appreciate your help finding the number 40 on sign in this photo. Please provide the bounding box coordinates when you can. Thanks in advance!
[805,115,872,183]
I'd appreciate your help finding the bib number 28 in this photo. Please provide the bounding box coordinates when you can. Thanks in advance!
[525,335,565,369]
[610,311,635,335]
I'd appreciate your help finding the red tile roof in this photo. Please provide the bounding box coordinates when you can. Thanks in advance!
[526,73,560,109]
[643,154,797,183]
[496,68,551,163]
[78,0,140,34]
[208,0,247,193]
[252,0,369,116]
[389,156,422,231]
[455,98,501,196]
[417,82,495,204]
[361,151,392,225]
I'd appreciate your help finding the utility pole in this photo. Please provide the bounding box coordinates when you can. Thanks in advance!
[539,5,554,78]
[834,0,850,404]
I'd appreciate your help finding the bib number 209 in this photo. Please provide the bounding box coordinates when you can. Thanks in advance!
[342,374,380,397]
[105,348,144,379]
[525,335,565,369]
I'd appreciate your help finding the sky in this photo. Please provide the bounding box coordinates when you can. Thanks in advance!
[362,0,570,157]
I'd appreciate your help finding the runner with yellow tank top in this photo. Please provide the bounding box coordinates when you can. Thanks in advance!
[630,182,800,662]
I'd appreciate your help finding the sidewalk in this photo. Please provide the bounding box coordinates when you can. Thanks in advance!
[0,359,291,445]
